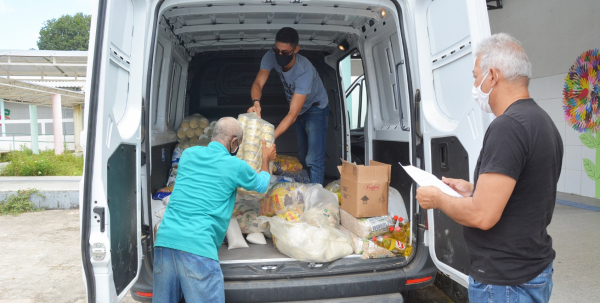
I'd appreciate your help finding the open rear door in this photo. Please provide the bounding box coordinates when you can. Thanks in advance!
[81,0,150,301]
[412,0,492,287]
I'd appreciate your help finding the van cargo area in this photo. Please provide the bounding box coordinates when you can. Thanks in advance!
[127,1,435,301]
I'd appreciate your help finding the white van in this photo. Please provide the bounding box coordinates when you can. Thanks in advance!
[80,0,493,302]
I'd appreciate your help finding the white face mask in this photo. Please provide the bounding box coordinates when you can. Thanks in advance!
[472,71,494,113]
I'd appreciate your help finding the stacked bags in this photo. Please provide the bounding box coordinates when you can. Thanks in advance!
[176,113,215,150]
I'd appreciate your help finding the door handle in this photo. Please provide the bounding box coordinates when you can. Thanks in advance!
[440,143,449,171]
[93,206,105,232]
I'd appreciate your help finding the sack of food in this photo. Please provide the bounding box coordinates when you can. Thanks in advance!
[265,215,354,263]
[259,182,308,216]
[340,208,392,239]
[274,155,303,172]
[361,240,396,259]
[153,186,173,200]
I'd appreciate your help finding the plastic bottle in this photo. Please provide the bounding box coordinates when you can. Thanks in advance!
[382,236,407,255]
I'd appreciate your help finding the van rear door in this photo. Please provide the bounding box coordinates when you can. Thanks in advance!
[80,0,150,301]
[412,0,492,287]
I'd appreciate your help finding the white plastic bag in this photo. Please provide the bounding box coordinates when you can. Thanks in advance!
[265,215,353,263]
[226,217,249,250]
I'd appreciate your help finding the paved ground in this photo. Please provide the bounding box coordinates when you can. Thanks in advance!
[0,192,598,302]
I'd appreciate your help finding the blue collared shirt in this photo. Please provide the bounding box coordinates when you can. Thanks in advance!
[155,141,270,261]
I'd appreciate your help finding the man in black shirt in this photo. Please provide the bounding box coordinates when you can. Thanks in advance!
[416,33,562,303]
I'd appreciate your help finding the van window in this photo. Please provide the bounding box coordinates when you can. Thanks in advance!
[151,42,164,125]
[340,53,367,129]
[168,61,182,128]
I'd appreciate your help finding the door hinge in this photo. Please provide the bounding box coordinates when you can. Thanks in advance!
[91,243,106,261]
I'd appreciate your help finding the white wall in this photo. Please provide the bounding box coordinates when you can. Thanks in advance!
[489,0,599,198]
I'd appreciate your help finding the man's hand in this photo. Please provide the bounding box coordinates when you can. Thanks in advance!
[442,177,474,197]
[416,186,443,209]
[262,139,276,162]
[247,102,262,118]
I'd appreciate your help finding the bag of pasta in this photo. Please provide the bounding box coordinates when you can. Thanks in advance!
[274,155,303,172]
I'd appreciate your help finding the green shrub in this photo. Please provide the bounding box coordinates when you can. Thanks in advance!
[0,146,83,176]
[0,189,45,215]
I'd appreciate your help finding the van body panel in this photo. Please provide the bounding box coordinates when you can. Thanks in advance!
[81,0,151,301]
[412,0,492,288]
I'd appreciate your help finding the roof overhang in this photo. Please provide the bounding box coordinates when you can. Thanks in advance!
[0,77,84,107]
[0,50,88,82]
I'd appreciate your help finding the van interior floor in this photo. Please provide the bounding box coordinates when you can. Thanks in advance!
[218,238,291,263]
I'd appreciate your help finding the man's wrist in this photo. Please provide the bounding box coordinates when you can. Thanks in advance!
[252,100,260,106]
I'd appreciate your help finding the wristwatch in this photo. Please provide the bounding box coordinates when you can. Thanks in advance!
[252,100,260,106]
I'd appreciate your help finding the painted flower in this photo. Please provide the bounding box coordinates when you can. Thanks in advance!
[563,49,600,132]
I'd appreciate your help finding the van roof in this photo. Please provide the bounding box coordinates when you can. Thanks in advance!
[160,2,387,54]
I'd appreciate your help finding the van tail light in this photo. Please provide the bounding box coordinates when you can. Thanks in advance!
[406,276,432,285]
[135,291,153,298]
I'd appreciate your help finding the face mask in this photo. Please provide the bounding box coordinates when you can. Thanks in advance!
[472,71,494,113]
[229,138,239,157]
[275,52,294,67]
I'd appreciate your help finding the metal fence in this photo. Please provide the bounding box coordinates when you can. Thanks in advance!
[0,133,75,151]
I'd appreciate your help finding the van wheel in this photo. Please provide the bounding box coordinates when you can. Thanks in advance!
[401,290,415,303]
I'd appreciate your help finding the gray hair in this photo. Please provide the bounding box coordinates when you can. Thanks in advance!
[212,117,243,143]
[474,33,532,85]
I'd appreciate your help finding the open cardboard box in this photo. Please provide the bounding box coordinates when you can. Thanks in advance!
[338,160,391,218]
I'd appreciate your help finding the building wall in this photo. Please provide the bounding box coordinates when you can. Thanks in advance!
[3,103,74,135]
[488,0,600,197]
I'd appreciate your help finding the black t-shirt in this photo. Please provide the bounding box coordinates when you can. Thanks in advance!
[465,99,563,285]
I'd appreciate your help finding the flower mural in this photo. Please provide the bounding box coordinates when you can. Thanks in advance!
[563,49,600,197]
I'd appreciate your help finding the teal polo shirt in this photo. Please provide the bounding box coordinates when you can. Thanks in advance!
[155,141,270,261]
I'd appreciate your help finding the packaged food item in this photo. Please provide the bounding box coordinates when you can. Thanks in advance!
[340,208,393,239]
[210,121,217,128]
[186,128,196,139]
[153,186,173,200]
[189,117,200,129]
[274,155,303,172]
[194,127,204,137]
[236,113,275,180]
[177,129,187,140]
[199,117,210,128]
[166,146,183,186]
[325,180,342,205]
[277,210,301,222]
[279,170,310,183]
[203,126,214,136]
[226,218,249,250]
[180,120,190,130]
[361,240,396,259]
[259,182,308,216]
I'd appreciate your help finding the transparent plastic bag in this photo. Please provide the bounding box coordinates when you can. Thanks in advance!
[302,184,340,228]
[259,182,309,216]
[236,113,275,176]
[274,155,303,172]
[264,215,354,262]
[325,180,342,205]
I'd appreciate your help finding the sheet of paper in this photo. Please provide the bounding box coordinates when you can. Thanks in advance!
[400,164,463,198]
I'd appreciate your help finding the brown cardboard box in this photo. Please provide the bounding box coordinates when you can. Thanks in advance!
[338,160,391,218]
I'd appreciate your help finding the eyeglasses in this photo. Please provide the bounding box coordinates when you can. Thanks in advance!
[272,44,294,56]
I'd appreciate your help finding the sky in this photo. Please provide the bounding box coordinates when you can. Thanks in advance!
[0,0,94,50]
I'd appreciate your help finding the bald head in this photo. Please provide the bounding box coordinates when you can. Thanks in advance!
[212,117,243,146]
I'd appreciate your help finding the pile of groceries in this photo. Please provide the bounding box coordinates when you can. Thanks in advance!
[151,112,413,263]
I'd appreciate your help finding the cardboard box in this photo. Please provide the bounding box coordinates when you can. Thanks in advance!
[338,160,391,218]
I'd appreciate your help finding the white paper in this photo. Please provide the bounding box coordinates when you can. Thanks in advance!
[400,164,463,198]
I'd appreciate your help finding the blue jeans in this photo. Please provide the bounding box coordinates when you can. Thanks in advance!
[153,247,224,303]
[469,263,554,303]
[295,105,329,185]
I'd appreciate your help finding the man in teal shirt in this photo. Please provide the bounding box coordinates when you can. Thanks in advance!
[153,117,276,303]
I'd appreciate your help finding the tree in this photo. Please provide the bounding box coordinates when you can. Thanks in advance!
[37,13,91,51]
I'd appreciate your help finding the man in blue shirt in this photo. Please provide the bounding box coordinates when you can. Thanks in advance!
[153,117,276,303]
[248,27,329,184]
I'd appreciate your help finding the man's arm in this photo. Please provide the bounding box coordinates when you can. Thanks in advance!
[248,69,271,118]
[274,93,306,139]
[416,172,516,230]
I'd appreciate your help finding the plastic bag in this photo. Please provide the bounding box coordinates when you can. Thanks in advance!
[236,113,275,175]
[176,113,211,149]
[339,208,392,239]
[274,155,303,172]
[302,184,340,228]
[361,240,396,259]
[325,180,342,205]
[265,215,354,262]
[232,202,269,234]
[339,226,363,254]
[259,182,308,216]
[280,170,311,183]
[153,186,173,200]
